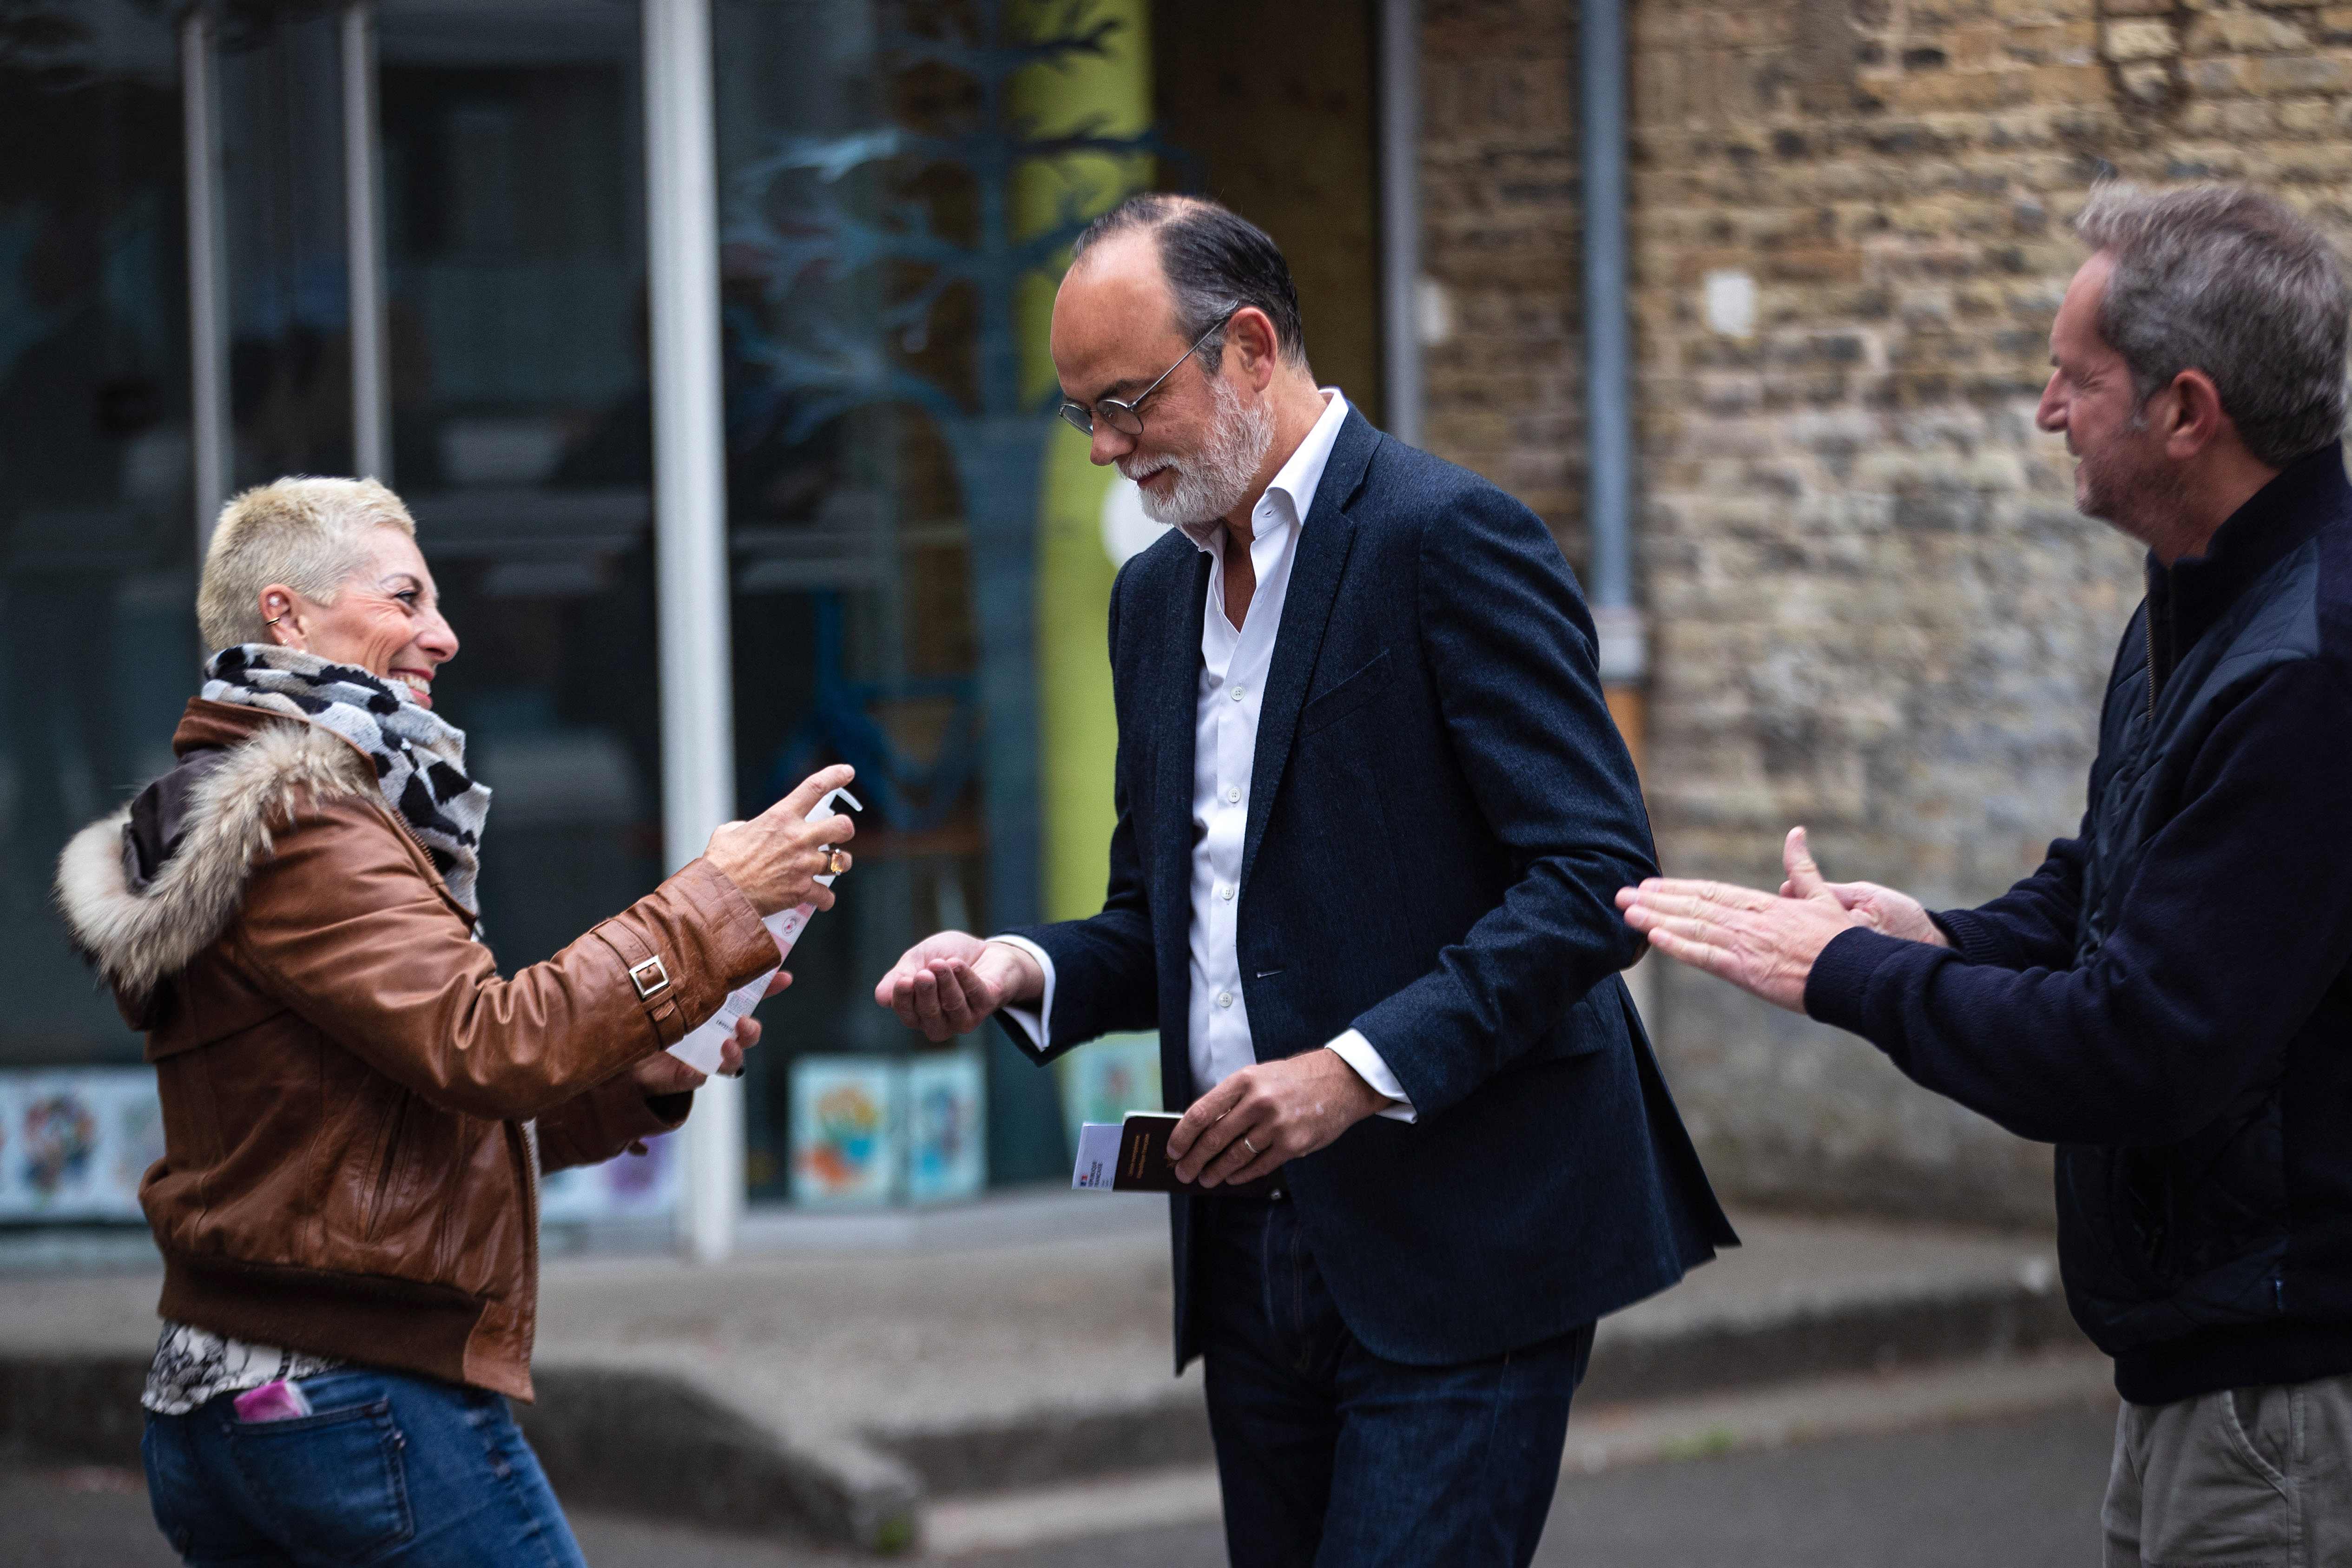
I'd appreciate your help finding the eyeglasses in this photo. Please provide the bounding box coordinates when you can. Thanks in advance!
[1056,310,1238,439]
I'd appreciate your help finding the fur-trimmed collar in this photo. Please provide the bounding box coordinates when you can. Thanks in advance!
[54,721,376,1003]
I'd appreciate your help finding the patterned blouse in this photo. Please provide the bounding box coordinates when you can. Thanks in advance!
[142,1321,347,1416]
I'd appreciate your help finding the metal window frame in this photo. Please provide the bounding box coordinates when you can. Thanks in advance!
[182,6,231,557]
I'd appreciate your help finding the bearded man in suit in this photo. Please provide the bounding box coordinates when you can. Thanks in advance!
[877,195,1734,1568]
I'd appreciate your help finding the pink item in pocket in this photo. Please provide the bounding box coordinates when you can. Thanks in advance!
[231,1380,315,1423]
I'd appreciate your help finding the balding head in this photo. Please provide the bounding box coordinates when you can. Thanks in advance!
[1052,198,1334,528]
[1067,194,1309,375]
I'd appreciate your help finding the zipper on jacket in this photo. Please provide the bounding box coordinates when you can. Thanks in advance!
[519,1120,540,1362]
[375,801,474,923]
[363,1094,410,1241]
[2145,606,2158,719]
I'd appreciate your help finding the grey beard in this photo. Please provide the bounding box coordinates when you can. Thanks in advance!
[1132,378,1276,527]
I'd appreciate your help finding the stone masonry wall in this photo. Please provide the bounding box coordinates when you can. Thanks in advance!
[1423,1,1592,571]
[1419,0,2352,1224]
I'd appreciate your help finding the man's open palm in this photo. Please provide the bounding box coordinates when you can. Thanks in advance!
[1615,828,1875,1011]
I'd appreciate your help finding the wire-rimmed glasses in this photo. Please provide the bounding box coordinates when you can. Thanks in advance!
[1056,310,1238,439]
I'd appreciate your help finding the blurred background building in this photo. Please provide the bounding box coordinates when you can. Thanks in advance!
[1,0,2333,1251]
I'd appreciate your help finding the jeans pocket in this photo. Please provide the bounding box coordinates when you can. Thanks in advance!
[224,1388,414,1562]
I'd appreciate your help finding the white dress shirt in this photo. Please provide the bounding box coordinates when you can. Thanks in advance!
[998,389,1416,1120]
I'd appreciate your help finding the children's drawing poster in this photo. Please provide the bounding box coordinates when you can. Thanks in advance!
[904,1049,985,1205]
[790,1055,902,1207]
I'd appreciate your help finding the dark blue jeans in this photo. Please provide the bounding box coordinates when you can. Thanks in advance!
[1200,1194,1594,1568]
[142,1367,587,1568]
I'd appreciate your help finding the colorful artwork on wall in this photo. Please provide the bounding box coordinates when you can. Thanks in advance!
[790,1055,903,1207]
[905,1049,986,1205]
[110,1082,167,1203]
[0,1069,151,1221]
[0,1069,680,1226]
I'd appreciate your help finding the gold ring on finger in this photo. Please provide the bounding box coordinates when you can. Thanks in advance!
[824,848,849,876]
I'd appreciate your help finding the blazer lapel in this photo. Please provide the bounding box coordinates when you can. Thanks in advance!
[1239,411,1379,892]
[1152,547,1213,955]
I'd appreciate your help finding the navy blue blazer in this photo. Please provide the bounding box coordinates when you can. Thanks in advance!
[1005,409,1735,1368]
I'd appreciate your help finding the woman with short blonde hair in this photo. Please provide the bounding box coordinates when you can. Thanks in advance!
[59,475,853,1567]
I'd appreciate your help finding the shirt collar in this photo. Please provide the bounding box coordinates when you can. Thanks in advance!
[1180,388,1350,553]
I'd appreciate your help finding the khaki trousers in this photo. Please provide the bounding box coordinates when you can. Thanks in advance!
[2104,1373,2352,1567]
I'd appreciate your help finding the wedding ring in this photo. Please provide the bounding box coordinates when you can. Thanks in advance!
[1242,1135,1260,1155]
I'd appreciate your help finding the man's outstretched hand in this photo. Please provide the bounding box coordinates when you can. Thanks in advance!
[874,932,1044,1042]
[1614,827,1917,1011]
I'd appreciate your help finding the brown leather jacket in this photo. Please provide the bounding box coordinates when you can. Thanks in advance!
[55,701,774,1400]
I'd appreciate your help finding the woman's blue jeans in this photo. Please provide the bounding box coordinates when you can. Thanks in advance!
[141,1367,588,1568]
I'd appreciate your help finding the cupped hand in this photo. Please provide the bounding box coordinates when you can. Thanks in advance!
[705,764,856,915]
[873,932,1041,1042]
[1165,1048,1390,1189]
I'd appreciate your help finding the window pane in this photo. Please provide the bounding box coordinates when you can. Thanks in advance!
[715,0,1079,1197]
[378,0,662,975]
[0,3,191,1070]
[219,6,354,486]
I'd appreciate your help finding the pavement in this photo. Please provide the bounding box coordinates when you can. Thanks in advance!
[2,1395,2123,1567]
[0,1191,2099,1556]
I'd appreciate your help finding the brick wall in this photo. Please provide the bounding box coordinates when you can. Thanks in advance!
[1423,0,1591,567]
[1418,0,2352,1224]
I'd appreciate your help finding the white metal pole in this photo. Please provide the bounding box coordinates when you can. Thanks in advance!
[644,0,741,1265]
[1377,0,1424,447]
[342,1,392,483]
[182,6,233,555]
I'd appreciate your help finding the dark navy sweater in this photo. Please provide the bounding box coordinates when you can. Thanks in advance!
[1805,443,2352,1405]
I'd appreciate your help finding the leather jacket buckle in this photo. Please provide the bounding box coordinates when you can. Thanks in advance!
[628,955,672,1000]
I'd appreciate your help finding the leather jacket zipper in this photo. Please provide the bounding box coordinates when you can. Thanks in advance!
[519,1120,540,1360]
[377,803,472,920]
[363,1094,410,1241]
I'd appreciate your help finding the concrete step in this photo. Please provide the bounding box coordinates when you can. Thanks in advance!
[841,1207,2078,1508]
[0,1203,2084,1555]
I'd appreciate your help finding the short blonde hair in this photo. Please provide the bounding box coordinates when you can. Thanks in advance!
[197,477,417,650]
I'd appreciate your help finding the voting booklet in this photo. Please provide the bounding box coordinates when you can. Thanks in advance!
[1071,1111,1278,1197]
[667,785,863,1075]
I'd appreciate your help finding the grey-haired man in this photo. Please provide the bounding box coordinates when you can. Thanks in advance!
[1620,183,2352,1565]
